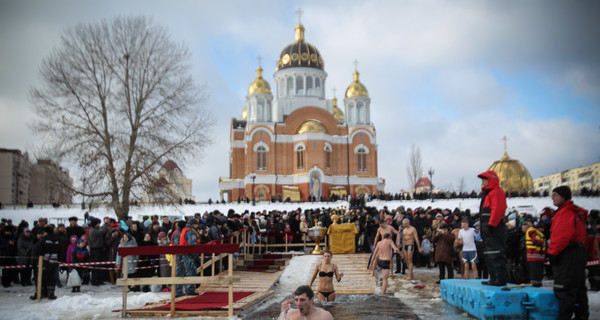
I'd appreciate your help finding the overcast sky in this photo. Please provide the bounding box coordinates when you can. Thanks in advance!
[1,0,599,201]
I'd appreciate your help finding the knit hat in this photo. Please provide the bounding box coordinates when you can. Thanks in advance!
[435,213,443,218]
[158,231,167,239]
[552,186,572,200]
[69,216,78,222]
[177,220,187,230]
[90,219,100,228]
[188,218,199,225]
[24,228,31,233]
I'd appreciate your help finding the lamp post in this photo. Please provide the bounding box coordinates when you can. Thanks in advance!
[250,173,256,206]
[428,168,435,202]
[81,178,86,210]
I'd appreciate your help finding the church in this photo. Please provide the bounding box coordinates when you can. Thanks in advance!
[219,17,384,202]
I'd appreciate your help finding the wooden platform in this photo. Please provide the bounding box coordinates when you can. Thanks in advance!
[123,253,375,317]
[311,253,376,294]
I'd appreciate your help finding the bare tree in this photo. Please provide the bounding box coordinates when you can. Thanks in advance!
[406,144,423,190]
[30,16,212,221]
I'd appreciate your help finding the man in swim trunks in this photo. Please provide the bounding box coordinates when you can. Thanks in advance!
[370,233,401,294]
[372,218,401,273]
[279,285,333,320]
[402,218,423,281]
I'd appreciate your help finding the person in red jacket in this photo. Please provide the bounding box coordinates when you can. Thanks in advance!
[477,170,508,286]
[548,186,589,320]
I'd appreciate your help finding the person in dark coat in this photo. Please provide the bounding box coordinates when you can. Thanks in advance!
[30,225,60,300]
[88,218,109,285]
[66,216,85,239]
[17,228,34,286]
[433,223,455,284]
[105,227,121,285]
[0,226,18,287]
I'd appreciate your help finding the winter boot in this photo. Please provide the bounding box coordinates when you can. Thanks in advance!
[47,288,57,300]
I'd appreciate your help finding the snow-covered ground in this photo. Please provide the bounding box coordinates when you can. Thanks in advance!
[1,197,600,319]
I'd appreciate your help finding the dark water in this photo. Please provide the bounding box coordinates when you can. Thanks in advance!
[240,294,420,319]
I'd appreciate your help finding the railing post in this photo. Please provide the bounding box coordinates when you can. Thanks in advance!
[211,253,215,276]
[228,253,234,317]
[285,234,288,252]
[36,256,43,300]
[122,256,128,318]
[170,254,176,318]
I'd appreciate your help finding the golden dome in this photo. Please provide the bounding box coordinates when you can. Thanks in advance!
[276,24,324,71]
[332,96,344,121]
[296,120,327,134]
[488,152,534,192]
[345,70,369,98]
[241,107,247,120]
[247,66,271,95]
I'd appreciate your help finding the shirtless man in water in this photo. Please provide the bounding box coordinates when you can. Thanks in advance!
[370,233,402,294]
[402,218,423,281]
[279,285,333,320]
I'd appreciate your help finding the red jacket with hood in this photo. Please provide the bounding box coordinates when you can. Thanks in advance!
[548,200,588,256]
[478,170,507,227]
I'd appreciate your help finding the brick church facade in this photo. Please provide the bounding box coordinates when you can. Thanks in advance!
[219,20,384,202]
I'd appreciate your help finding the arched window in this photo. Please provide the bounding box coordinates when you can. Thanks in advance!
[357,147,367,172]
[315,78,321,97]
[257,99,264,121]
[357,101,364,124]
[257,146,267,170]
[347,102,355,123]
[295,144,305,170]
[306,76,313,95]
[296,75,304,95]
[324,144,332,169]
[287,77,294,96]
[278,78,285,97]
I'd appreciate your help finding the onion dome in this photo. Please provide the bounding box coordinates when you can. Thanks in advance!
[247,66,271,95]
[276,24,324,71]
[296,120,327,134]
[241,107,247,120]
[488,152,534,192]
[332,96,344,121]
[161,160,180,171]
[345,70,369,98]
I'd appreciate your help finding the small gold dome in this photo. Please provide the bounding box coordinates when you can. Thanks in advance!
[345,70,369,98]
[488,152,534,192]
[247,66,271,95]
[332,96,344,121]
[241,107,247,120]
[296,120,327,134]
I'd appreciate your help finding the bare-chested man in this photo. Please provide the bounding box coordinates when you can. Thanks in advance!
[279,285,333,320]
[401,218,423,281]
[369,233,401,294]
[372,218,400,272]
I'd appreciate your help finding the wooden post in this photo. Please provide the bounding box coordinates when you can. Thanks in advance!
[211,253,215,276]
[228,253,234,317]
[285,234,288,252]
[36,256,43,300]
[170,254,176,318]
[122,257,128,318]
[200,253,204,276]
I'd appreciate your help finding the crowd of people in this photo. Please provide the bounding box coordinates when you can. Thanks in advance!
[1,179,599,318]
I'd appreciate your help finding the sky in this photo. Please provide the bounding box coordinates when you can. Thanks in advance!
[1,0,599,202]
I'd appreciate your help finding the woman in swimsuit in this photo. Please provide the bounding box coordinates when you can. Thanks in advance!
[309,251,344,302]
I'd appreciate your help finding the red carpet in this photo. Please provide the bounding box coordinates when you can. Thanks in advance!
[153,291,255,310]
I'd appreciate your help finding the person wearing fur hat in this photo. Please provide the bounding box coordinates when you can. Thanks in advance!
[548,186,589,319]
[477,170,508,287]
[88,218,109,286]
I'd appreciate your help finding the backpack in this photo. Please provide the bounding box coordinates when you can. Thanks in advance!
[421,238,432,255]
